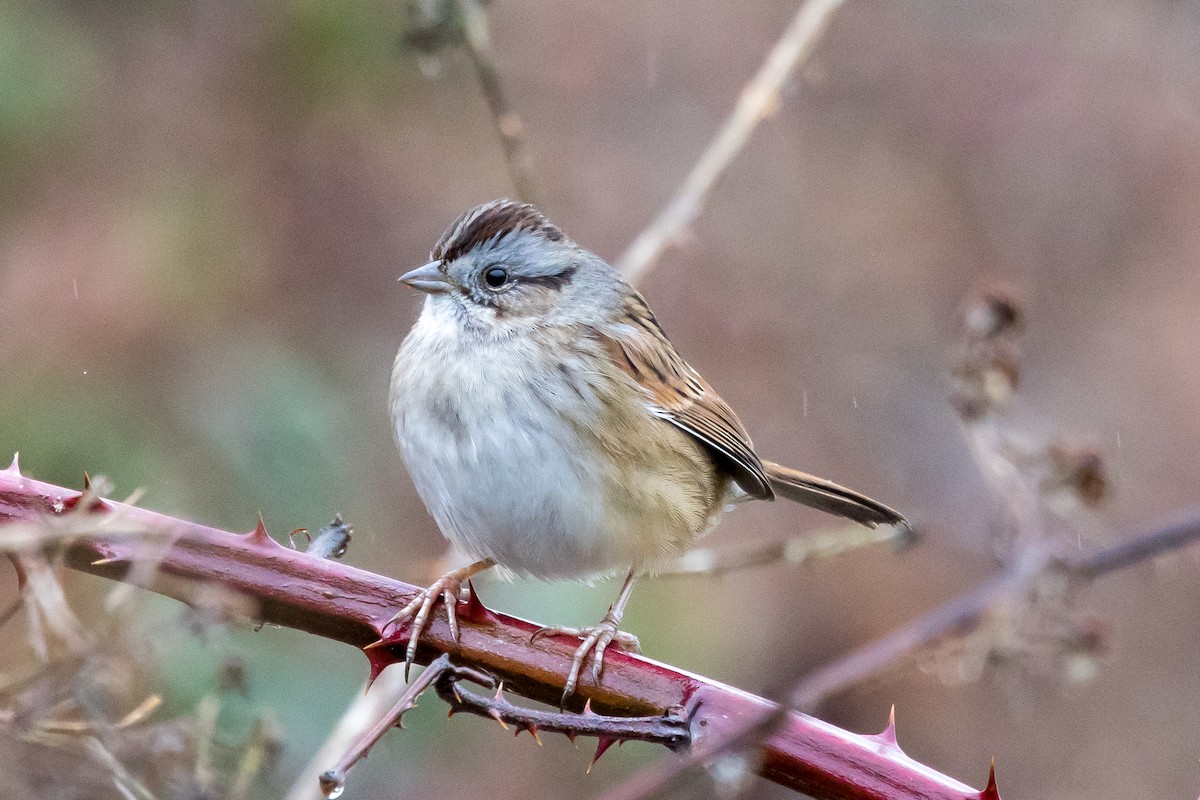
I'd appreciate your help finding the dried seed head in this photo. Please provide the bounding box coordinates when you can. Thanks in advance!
[963,285,1024,340]
[1045,442,1110,507]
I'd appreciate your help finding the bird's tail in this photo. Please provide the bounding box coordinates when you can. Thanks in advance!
[761,460,907,529]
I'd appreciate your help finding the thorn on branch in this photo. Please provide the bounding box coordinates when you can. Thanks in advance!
[866,705,901,752]
[245,514,279,549]
[978,759,1001,800]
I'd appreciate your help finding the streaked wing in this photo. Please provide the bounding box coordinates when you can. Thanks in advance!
[600,290,773,500]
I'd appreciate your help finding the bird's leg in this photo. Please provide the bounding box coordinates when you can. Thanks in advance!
[532,571,641,702]
[382,558,496,678]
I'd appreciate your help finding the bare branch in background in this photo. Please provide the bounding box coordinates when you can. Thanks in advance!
[787,287,1131,712]
[656,519,913,579]
[618,0,847,283]
[789,510,1200,711]
[405,0,540,204]
[455,0,540,205]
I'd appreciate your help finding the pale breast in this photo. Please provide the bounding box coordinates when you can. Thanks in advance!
[391,298,726,579]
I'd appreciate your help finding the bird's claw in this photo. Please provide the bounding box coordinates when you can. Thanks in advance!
[532,616,640,703]
[382,575,468,680]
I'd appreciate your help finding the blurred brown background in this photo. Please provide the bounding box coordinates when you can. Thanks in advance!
[2,0,1200,798]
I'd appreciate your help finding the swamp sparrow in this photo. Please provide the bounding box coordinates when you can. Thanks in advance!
[388,200,905,699]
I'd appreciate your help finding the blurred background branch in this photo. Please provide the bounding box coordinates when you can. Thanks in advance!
[618,0,846,282]
[406,0,540,203]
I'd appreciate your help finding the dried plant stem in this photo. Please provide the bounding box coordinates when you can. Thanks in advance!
[618,0,847,282]
[789,511,1200,711]
[456,0,539,205]
[658,521,910,579]
[318,654,455,798]
[0,467,987,800]
[286,667,407,800]
[790,572,1015,712]
[1070,506,1200,579]
[432,658,690,748]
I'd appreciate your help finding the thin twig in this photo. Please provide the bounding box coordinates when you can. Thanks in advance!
[319,657,451,798]
[321,654,689,795]
[789,572,1017,712]
[1067,508,1200,580]
[456,0,539,204]
[434,664,690,748]
[658,521,912,579]
[618,0,847,282]
[788,509,1200,711]
[286,662,408,800]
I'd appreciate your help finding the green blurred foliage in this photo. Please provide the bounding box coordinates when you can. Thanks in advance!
[276,0,415,106]
[0,5,94,182]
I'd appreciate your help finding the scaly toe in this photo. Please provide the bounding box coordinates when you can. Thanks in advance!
[611,630,641,654]
[383,576,463,679]
[531,624,586,644]
[553,619,635,702]
[590,629,617,684]
[382,593,425,635]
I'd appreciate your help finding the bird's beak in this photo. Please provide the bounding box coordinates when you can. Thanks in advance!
[398,261,452,294]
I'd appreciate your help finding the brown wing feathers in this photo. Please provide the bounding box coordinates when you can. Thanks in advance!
[603,291,773,500]
[604,289,907,529]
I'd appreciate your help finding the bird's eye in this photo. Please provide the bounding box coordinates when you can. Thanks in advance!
[483,266,509,289]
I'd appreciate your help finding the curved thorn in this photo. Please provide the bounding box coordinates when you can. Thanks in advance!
[979,757,1001,800]
[461,579,491,623]
[247,513,276,547]
[589,737,618,773]
[5,453,19,475]
[877,704,899,749]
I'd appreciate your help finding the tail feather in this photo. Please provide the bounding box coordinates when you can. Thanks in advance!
[762,460,906,529]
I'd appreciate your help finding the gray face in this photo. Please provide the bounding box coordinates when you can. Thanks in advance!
[443,229,585,320]
[402,202,625,333]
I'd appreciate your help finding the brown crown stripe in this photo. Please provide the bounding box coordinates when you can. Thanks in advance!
[434,200,565,263]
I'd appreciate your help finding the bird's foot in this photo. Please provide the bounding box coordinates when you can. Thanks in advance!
[381,559,494,679]
[532,612,641,702]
